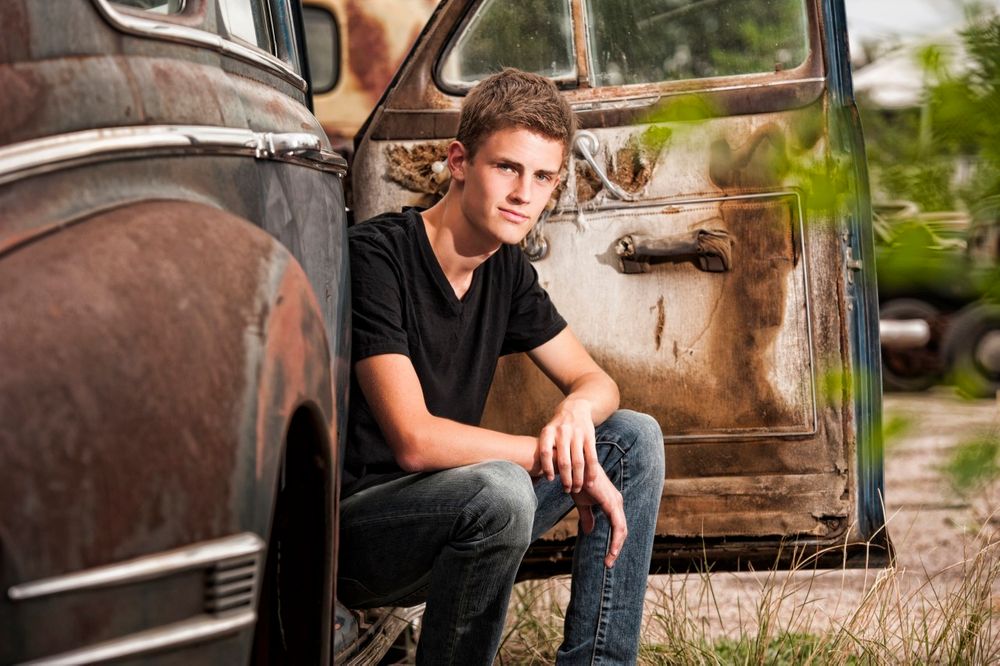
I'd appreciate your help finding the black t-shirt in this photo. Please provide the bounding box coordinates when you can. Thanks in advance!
[342,208,566,496]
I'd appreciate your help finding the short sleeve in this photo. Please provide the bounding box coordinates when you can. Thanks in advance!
[349,235,410,362]
[500,250,567,355]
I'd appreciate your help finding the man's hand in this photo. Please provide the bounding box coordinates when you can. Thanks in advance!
[572,468,627,568]
[537,398,599,493]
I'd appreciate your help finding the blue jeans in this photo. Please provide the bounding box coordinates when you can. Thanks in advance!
[337,410,665,665]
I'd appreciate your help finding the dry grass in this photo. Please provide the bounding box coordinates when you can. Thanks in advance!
[497,524,1000,664]
[496,398,1000,664]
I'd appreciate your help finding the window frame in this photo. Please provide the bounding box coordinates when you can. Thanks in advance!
[430,0,821,101]
[582,0,813,90]
[93,0,306,92]
[433,0,580,95]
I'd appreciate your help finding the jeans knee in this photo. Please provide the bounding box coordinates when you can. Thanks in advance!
[457,461,535,546]
[605,409,665,478]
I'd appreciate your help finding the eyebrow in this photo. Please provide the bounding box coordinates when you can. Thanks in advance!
[495,156,559,178]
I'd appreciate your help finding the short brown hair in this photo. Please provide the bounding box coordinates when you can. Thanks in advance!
[456,68,576,162]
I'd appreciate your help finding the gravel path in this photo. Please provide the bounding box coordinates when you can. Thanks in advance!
[638,389,1000,646]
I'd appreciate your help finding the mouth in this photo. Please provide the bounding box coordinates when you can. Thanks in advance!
[499,207,530,224]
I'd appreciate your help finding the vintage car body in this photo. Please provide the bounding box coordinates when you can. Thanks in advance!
[352,0,891,575]
[300,0,437,156]
[0,1,348,663]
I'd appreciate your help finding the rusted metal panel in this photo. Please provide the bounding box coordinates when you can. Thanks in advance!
[0,200,339,662]
[0,3,320,148]
[307,0,438,149]
[0,1,348,661]
[0,55,323,148]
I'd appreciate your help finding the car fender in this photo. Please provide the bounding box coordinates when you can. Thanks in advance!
[0,199,335,663]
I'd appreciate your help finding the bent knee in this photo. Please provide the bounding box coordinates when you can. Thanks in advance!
[459,461,536,531]
[606,410,665,474]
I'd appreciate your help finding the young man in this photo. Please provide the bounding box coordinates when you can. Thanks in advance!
[338,68,665,664]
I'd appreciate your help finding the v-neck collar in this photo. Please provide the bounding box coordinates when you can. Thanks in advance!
[411,208,482,311]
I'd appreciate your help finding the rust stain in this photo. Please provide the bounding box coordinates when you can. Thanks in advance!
[384,140,450,195]
[610,135,662,194]
[575,162,602,202]
[149,60,226,125]
[486,125,802,439]
[253,254,333,481]
[0,66,45,145]
[0,202,272,578]
[0,0,29,63]
[654,295,665,351]
[346,0,396,108]
[709,123,789,189]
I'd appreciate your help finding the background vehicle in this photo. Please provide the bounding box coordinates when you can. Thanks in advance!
[877,201,1000,397]
[0,1,349,663]
[301,0,437,158]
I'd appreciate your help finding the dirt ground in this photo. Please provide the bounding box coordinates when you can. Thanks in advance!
[639,389,1000,647]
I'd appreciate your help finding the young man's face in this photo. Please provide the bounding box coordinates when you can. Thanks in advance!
[450,126,564,249]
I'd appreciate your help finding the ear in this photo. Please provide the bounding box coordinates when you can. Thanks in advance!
[447,140,468,183]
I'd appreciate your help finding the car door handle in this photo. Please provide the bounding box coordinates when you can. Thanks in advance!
[614,228,732,273]
[574,130,637,201]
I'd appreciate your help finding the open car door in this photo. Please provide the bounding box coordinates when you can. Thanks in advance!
[351,0,890,573]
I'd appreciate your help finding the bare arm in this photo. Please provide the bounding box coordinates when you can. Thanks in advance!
[527,328,620,492]
[529,328,627,568]
[355,353,541,474]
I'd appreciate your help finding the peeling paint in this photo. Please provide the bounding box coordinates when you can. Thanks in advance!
[610,135,662,194]
[654,296,665,351]
[575,162,602,202]
[383,141,451,196]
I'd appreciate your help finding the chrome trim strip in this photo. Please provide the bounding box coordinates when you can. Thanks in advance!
[0,125,347,186]
[8,533,263,601]
[21,611,255,666]
[91,0,307,92]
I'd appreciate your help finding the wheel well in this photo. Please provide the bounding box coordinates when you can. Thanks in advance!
[253,404,332,665]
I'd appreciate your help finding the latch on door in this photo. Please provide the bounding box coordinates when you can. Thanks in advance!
[615,228,733,273]
[574,130,637,201]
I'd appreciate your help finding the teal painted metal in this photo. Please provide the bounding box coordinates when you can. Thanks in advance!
[823,0,890,549]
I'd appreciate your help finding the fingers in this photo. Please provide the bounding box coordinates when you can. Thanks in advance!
[539,426,555,481]
[589,474,627,568]
[556,424,573,492]
[570,430,586,493]
[541,412,597,493]
[583,427,600,490]
[574,473,629,568]
[604,497,628,569]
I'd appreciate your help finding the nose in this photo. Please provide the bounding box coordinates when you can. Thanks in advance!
[509,174,531,205]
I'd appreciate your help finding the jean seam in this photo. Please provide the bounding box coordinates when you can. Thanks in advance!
[437,503,491,666]
[589,452,627,665]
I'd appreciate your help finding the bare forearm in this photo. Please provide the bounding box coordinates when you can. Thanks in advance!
[556,370,619,426]
[392,414,540,475]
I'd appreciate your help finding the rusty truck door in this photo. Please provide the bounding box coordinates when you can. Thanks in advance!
[351,0,889,572]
